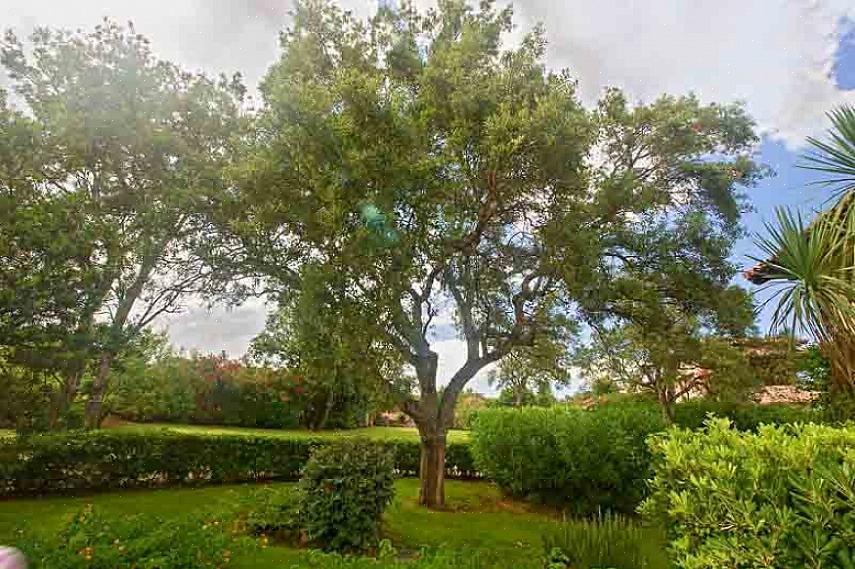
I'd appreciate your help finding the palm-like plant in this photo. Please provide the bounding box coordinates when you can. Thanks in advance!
[749,105,855,393]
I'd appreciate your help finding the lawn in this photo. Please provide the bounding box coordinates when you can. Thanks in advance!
[110,422,471,443]
[0,480,553,568]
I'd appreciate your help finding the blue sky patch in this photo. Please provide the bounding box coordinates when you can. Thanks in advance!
[834,17,855,89]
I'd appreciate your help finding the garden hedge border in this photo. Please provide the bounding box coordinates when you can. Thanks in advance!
[0,429,478,497]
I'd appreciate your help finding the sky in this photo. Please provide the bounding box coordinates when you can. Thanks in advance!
[3,0,855,392]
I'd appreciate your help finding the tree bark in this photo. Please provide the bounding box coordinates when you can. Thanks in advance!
[51,370,83,428]
[317,390,335,431]
[85,351,114,429]
[655,379,676,425]
[417,428,447,508]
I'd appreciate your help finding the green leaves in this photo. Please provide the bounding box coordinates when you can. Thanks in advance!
[299,441,396,552]
[804,105,855,198]
[643,421,855,569]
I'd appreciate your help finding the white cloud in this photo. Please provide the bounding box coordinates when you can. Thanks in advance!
[506,0,855,148]
[152,297,269,359]
[6,1,853,147]
[431,339,497,392]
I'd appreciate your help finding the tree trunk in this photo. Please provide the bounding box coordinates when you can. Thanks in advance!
[656,385,676,425]
[51,370,83,428]
[418,429,447,509]
[85,352,114,428]
[316,390,335,431]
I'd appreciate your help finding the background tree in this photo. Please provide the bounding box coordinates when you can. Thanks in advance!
[1,22,245,427]
[488,325,576,407]
[220,0,762,506]
[250,266,407,429]
[578,300,756,423]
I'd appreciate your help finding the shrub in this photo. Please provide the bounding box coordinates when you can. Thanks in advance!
[541,514,670,569]
[471,404,665,514]
[0,430,476,497]
[299,441,396,551]
[237,484,301,540]
[671,400,820,430]
[108,354,305,429]
[641,419,855,569]
[17,505,247,569]
[472,400,822,514]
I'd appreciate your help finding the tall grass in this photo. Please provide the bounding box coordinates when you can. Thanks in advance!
[541,513,670,569]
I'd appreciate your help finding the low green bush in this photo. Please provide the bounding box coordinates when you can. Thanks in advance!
[471,403,664,514]
[641,419,855,569]
[300,441,396,551]
[541,514,670,569]
[0,429,476,497]
[237,484,302,540]
[17,505,248,569]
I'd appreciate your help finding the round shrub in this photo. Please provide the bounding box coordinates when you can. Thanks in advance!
[299,440,395,552]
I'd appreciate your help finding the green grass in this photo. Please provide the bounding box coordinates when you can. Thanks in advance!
[110,422,471,443]
[0,429,13,438]
[0,480,551,568]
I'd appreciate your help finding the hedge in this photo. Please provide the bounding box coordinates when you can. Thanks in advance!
[0,429,477,497]
[641,419,855,568]
[471,403,664,515]
[471,400,823,514]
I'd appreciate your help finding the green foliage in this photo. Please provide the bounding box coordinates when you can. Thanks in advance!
[472,400,823,514]
[17,506,246,569]
[471,404,665,514]
[541,514,670,569]
[251,267,406,430]
[672,399,820,429]
[751,106,855,395]
[642,419,855,569]
[238,484,302,540]
[221,0,762,509]
[300,441,396,552]
[0,429,475,497]
[1,21,246,426]
[733,336,804,385]
[451,391,490,430]
[109,351,305,429]
[287,547,490,568]
[578,313,758,422]
[488,327,577,408]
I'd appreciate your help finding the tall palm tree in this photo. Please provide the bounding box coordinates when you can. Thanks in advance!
[747,105,855,394]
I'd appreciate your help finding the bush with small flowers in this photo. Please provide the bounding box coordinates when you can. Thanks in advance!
[15,505,250,569]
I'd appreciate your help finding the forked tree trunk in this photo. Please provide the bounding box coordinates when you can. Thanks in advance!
[418,430,447,508]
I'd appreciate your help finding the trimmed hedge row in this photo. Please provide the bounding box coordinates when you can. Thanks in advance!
[471,401,822,515]
[0,429,477,497]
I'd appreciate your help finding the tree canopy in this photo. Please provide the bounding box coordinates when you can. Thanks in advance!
[0,22,245,427]
[215,0,764,506]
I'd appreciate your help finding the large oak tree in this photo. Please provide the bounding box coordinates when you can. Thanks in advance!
[222,0,763,507]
